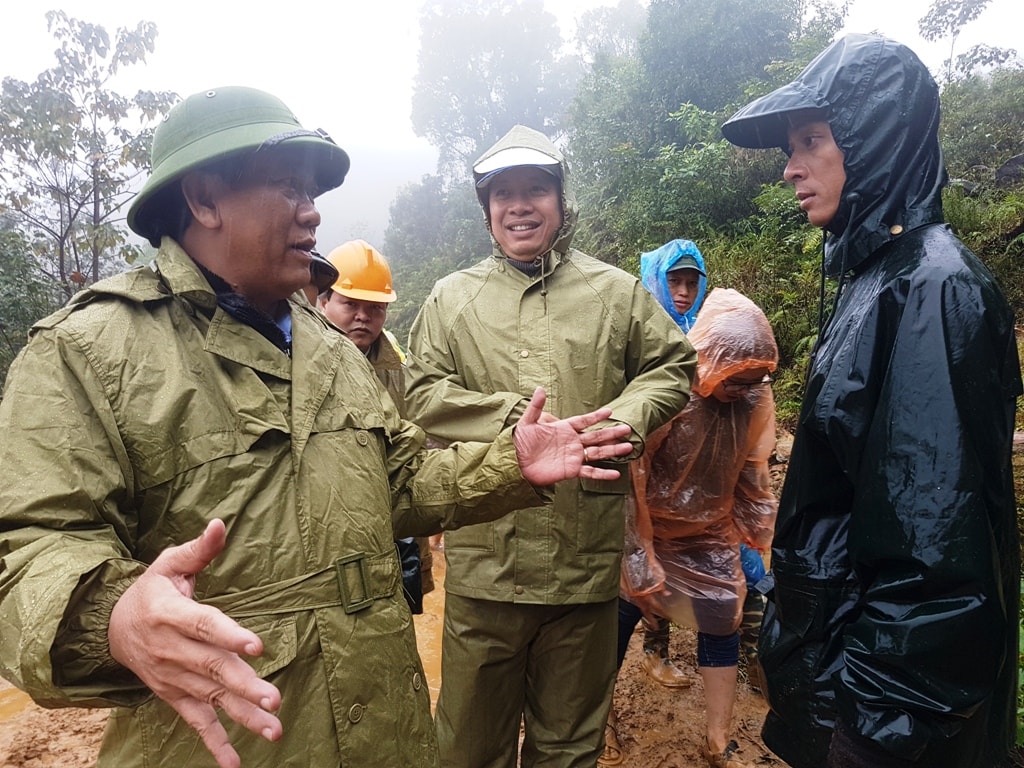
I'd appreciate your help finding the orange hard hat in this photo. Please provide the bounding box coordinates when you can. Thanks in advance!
[324,240,397,303]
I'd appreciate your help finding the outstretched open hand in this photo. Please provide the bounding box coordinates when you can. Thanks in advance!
[108,519,282,768]
[513,387,634,486]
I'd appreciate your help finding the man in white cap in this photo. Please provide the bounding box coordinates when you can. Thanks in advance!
[407,125,696,767]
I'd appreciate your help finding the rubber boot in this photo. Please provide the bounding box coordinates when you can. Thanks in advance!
[739,589,765,696]
[640,616,694,688]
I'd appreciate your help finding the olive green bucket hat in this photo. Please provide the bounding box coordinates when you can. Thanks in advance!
[128,86,350,244]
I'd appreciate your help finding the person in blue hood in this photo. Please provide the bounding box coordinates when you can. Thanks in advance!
[640,239,708,333]
[722,34,1022,768]
[624,241,709,692]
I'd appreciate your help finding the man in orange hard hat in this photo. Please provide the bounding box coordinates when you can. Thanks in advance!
[319,240,403,403]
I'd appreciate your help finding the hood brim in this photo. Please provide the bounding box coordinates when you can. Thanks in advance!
[721,81,828,150]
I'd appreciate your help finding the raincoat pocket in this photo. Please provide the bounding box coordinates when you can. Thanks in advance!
[759,570,859,726]
[235,615,298,679]
[575,477,629,555]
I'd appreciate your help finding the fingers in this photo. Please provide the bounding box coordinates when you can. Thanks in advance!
[165,634,280,710]
[170,696,242,768]
[519,387,547,426]
[561,406,614,431]
[578,464,622,481]
[579,423,633,463]
[150,519,228,587]
[108,523,283,766]
[579,439,633,463]
[169,664,282,738]
[188,599,266,658]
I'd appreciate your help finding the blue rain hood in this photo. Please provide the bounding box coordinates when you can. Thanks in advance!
[640,239,708,333]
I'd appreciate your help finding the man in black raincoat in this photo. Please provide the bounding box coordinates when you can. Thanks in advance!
[722,34,1021,768]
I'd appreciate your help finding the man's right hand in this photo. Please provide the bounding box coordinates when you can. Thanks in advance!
[108,519,282,768]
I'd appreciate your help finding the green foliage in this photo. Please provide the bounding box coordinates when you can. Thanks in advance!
[383,175,491,343]
[0,11,175,300]
[0,227,63,386]
[939,68,1024,179]
[567,0,841,268]
[918,0,1019,83]
[570,106,784,268]
[639,0,801,132]
[942,185,1024,315]
[411,0,579,180]
[575,0,646,63]
[918,0,991,43]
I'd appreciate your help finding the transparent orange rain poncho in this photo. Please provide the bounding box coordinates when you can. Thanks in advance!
[622,288,779,635]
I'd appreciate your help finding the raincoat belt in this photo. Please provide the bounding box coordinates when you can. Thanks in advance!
[201,549,400,618]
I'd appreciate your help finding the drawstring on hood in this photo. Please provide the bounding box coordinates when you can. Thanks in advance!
[815,191,862,344]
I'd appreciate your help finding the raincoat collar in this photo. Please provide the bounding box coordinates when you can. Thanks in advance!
[721,34,947,277]
[640,239,708,332]
[148,241,293,377]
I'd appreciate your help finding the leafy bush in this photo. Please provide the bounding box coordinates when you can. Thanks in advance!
[943,185,1024,318]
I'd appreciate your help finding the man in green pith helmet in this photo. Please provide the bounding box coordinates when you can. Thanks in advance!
[0,87,638,768]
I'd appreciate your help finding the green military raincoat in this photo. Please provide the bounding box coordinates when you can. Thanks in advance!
[0,240,549,767]
[406,126,696,605]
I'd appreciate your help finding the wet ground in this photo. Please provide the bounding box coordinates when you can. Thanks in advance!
[2,435,1020,765]
[0,549,774,766]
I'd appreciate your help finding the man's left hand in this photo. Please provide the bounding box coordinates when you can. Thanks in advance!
[513,387,633,485]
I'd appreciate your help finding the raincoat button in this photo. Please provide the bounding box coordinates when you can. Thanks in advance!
[348,703,365,723]
[520,350,529,358]
[515,585,524,595]
[356,431,369,446]
[890,224,904,235]
[412,672,423,690]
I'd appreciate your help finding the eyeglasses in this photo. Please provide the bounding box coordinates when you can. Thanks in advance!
[722,375,774,393]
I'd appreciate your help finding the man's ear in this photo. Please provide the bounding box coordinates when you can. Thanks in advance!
[180,171,227,230]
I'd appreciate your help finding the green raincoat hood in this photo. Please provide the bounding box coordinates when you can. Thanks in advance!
[722,34,946,277]
[472,125,578,260]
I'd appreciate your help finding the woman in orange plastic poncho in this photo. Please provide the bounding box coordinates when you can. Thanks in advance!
[620,287,779,768]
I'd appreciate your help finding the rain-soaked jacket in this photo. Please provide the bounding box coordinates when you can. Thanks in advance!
[0,239,553,768]
[722,34,1022,768]
[367,330,407,418]
[363,331,435,604]
[622,288,778,636]
[406,125,695,604]
[639,239,708,332]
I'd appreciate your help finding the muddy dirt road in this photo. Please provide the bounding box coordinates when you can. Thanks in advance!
[0,551,776,767]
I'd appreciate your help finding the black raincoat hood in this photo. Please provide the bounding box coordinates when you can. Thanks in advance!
[723,35,1021,768]
[722,34,947,277]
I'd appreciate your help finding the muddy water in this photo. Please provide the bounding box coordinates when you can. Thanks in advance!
[413,546,447,710]
[0,684,32,720]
